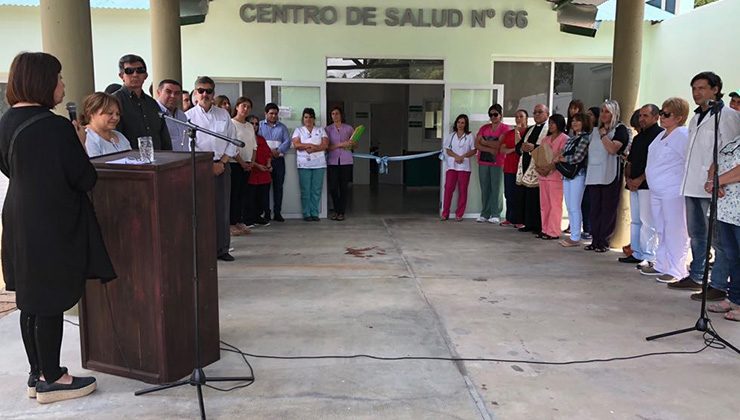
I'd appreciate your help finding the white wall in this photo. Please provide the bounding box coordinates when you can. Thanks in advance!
[639,0,740,109]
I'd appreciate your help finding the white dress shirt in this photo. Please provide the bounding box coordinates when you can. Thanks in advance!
[185,104,238,160]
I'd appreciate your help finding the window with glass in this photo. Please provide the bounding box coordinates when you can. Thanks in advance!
[494,60,612,119]
[552,62,612,116]
[493,61,551,117]
[327,58,444,80]
[647,0,677,14]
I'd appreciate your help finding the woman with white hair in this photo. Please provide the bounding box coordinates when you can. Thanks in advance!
[584,100,630,252]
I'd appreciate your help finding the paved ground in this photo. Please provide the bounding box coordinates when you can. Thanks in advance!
[1,216,739,419]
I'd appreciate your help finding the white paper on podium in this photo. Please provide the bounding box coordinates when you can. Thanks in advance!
[105,157,146,165]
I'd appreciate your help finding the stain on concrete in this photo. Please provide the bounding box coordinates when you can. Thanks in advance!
[345,246,387,258]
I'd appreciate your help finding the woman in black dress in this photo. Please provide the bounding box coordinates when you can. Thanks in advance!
[0,52,116,404]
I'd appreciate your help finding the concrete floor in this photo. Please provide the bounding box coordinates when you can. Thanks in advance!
[1,216,739,419]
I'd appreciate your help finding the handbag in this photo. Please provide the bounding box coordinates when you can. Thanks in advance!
[555,161,580,179]
[555,134,587,179]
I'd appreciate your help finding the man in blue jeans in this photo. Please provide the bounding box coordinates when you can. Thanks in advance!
[259,103,291,222]
[672,72,740,300]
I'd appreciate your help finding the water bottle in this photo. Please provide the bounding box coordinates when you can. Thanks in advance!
[138,136,154,163]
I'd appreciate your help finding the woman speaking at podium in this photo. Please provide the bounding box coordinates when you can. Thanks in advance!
[0,52,116,404]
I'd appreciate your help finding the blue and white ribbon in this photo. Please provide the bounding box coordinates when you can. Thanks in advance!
[353,150,443,174]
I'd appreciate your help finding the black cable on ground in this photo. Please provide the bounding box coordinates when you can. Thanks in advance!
[204,341,256,392]
[219,338,715,368]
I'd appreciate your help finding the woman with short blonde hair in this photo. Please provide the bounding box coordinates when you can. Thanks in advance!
[642,97,691,282]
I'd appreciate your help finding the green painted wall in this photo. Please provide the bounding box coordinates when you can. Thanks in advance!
[0,1,619,88]
[179,0,616,87]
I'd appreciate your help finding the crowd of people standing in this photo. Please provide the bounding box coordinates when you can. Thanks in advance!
[442,71,740,322]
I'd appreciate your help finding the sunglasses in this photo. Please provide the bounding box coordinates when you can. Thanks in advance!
[196,87,214,95]
[123,66,146,75]
[659,110,672,118]
[489,112,500,117]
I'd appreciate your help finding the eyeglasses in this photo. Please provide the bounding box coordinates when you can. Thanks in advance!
[196,87,214,95]
[533,110,545,114]
[489,112,500,117]
[659,110,672,118]
[123,66,146,75]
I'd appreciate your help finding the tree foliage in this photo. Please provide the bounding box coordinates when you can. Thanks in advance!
[695,0,718,7]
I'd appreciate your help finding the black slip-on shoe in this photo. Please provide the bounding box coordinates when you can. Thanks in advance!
[28,367,68,398]
[217,253,235,262]
[619,255,642,264]
[691,286,727,302]
[36,376,96,404]
[273,213,285,222]
[667,277,702,291]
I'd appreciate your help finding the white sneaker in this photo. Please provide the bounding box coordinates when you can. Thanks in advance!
[636,260,650,269]
[488,217,500,224]
[476,216,487,223]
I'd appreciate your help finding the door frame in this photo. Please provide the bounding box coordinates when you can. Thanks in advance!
[441,83,505,217]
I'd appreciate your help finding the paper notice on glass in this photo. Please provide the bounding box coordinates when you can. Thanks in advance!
[105,157,144,165]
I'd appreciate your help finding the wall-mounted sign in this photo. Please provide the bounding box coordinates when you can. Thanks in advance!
[239,4,529,29]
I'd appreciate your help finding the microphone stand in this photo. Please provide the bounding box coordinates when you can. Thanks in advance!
[646,101,740,354]
[134,115,253,419]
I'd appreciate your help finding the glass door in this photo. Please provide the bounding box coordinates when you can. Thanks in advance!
[442,84,505,217]
[264,81,327,218]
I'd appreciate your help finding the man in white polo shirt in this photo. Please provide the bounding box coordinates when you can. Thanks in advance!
[185,76,238,262]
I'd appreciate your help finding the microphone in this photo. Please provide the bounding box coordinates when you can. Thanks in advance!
[65,102,77,122]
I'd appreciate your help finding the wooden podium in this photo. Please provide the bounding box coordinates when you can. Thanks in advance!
[80,151,220,384]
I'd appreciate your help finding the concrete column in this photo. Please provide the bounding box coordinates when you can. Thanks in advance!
[40,0,95,110]
[150,0,182,88]
[609,0,644,249]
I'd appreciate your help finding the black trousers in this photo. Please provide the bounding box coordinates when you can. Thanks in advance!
[581,188,592,233]
[20,311,64,383]
[588,175,622,249]
[512,183,541,232]
[245,183,270,224]
[229,163,249,225]
[327,164,352,214]
[522,186,541,232]
[215,163,231,256]
[269,157,285,217]
[505,173,522,224]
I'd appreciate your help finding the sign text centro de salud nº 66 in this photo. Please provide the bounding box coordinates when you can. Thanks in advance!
[239,4,529,29]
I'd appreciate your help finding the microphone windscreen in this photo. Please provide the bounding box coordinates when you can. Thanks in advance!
[65,102,77,122]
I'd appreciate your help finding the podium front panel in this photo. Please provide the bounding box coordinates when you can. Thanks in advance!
[80,151,220,384]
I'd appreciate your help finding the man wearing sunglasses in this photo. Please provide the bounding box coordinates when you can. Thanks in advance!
[185,76,239,262]
[112,54,172,151]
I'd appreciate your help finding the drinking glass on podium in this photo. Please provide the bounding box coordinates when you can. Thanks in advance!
[138,136,154,162]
